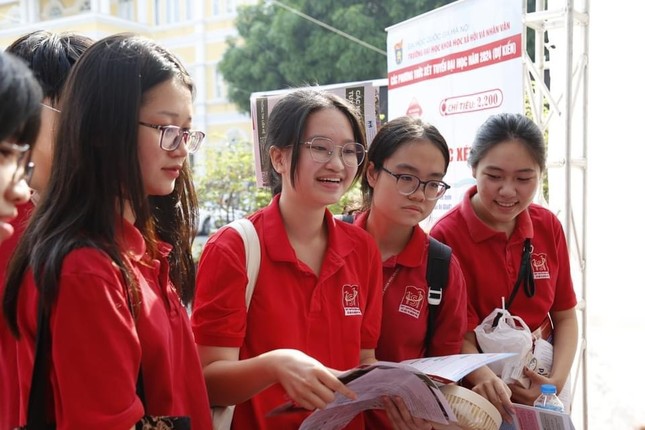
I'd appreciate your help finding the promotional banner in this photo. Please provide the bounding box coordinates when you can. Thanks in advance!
[250,81,380,187]
[386,0,523,224]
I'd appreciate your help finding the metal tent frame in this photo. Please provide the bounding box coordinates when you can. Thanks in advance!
[523,0,589,428]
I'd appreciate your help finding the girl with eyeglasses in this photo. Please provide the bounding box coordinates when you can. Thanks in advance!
[0,51,41,244]
[3,34,211,429]
[191,88,383,430]
[348,116,468,429]
[430,113,578,424]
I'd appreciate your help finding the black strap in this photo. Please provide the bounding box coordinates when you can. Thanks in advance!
[424,237,452,354]
[25,295,54,430]
[492,238,536,327]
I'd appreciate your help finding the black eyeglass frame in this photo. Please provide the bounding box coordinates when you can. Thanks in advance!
[138,121,205,154]
[381,166,450,201]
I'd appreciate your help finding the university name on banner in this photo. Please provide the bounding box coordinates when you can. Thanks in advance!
[386,0,523,226]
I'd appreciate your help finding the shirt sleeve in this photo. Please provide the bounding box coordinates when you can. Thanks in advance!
[50,251,143,429]
[191,227,248,347]
[360,239,384,350]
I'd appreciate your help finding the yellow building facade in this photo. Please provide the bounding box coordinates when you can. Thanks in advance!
[0,0,257,150]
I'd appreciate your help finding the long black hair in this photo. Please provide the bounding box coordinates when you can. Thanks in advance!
[0,51,42,146]
[3,34,199,336]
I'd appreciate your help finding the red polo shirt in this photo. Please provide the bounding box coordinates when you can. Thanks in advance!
[0,200,34,430]
[354,211,467,360]
[354,211,468,430]
[13,220,211,429]
[430,186,577,332]
[191,194,383,430]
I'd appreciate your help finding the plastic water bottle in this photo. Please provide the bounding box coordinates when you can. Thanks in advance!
[533,384,565,413]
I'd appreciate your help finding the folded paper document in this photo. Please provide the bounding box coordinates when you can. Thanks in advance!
[269,353,515,430]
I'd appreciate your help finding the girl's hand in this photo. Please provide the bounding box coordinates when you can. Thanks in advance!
[382,396,435,430]
[471,375,514,423]
[269,349,356,411]
[510,367,555,405]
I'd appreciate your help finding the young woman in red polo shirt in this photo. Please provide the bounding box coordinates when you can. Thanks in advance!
[191,89,384,430]
[3,34,211,429]
[431,113,578,424]
[352,116,468,429]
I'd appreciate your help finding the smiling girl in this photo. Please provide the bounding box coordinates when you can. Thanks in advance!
[191,89,383,430]
[431,113,578,424]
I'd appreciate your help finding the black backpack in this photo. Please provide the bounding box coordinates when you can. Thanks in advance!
[337,214,452,353]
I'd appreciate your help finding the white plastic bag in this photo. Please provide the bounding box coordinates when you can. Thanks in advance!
[474,308,533,381]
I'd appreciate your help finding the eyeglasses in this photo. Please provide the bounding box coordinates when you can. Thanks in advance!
[41,103,61,113]
[139,122,205,154]
[0,141,34,184]
[303,137,366,167]
[381,167,450,201]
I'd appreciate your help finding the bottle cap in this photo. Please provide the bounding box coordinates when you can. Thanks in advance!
[540,384,557,394]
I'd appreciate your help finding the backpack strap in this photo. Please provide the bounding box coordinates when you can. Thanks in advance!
[424,236,452,354]
[227,218,261,308]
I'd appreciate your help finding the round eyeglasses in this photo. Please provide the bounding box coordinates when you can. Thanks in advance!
[381,166,450,201]
[0,141,34,185]
[139,122,205,154]
[302,137,366,167]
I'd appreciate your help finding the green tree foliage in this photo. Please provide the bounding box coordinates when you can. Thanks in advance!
[193,141,271,234]
[219,0,458,113]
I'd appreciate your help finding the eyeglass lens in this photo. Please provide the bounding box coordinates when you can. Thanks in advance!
[306,137,365,167]
[396,175,447,200]
[160,126,205,153]
[1,143,33,184]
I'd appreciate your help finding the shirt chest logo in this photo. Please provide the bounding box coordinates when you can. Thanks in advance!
[531,252,551,279]
[398,285,425,318]
[342,284,362,316]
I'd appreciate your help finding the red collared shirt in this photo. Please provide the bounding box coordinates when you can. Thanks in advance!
[14,220,211,429]
[192,194,383,430]
[431,186,577,331]
[354,211,468,361]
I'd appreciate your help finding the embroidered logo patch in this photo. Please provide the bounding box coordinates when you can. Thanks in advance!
[398,285,424,318]
[342,284,362,316]
[531,252,551,279]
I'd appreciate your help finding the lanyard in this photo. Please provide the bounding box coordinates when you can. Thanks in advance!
[493,238,536,327]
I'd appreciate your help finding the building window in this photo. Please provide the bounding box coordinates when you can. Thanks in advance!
[166,0,179,23]
[225,0,235,14]
[2,5,21,25]
[49,6,63,18]
[118,0,133,20]
[185,1,191,20]
[213,65,224,100]
[79,0,91,11]
[154,0,160,24]
[212,0,220,15]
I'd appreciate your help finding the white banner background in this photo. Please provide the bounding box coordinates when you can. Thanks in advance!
[386,0,523,225]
